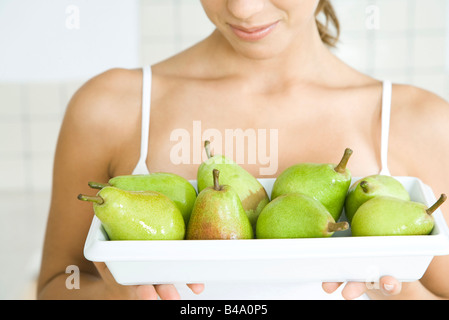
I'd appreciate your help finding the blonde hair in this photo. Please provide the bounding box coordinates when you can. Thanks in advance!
[315,0,340,47]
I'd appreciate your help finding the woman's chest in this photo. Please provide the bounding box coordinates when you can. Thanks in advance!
[146,87,384,180]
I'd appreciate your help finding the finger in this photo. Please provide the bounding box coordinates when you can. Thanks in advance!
[379,276,402,296]
[187,283,205,295]
[155,284,181,300]
[93,261,153,299]
[341,282,368,300]
[136,285,159,300]
[322,282,343,294]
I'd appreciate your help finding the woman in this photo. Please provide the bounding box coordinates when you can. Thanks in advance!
[37,0,449,300]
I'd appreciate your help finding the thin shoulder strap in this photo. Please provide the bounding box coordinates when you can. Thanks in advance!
[133,66,152,175]
[380,80,392,176]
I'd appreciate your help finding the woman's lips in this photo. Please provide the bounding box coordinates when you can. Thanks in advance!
[229,21,279,42]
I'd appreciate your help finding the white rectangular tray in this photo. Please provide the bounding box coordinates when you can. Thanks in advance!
[84,176,449,285]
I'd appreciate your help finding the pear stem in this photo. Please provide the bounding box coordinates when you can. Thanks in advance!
[426,194,447,215]
[334,148,353,174]
[328,221,349,233]
[88,181,110,189]
[78,194,104,205]
[360,181,369,193]
[212,169,221,191]
[204,140,212,159]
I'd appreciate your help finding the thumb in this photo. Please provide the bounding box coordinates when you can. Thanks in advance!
[379,276,402,296]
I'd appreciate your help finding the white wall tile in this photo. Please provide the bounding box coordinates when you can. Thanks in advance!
[374,37,409,69]
[0,0,140,82]
[413,35,447,69]
[29,120,60,156]
[30,155,54,191]
[26,83,62,116]
[376,0,409,32]
[0,157,26,190]
[0,122,24,156]
[141,42,178,66]
[333,0,369,32]
[414,0,447,30]
[178,2,215,38]
[447,3,449,72]
[141,1,176,38]
[0,84,22,117]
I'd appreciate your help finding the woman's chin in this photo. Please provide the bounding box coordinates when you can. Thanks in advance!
[210,28,294,62]
[231,41,289,61]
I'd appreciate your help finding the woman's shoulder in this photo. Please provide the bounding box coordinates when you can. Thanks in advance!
[391,84,449,130]
[65,68,143,129]
[59,68,144,171]
[389,83,449,176]
[393,83,449,109]
[70,68,142,113]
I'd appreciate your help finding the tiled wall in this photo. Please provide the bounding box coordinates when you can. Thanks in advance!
[334,0,449,95]
[1,0,448,192]
[0,81,79,191]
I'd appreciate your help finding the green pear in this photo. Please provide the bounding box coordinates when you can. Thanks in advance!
[271,148,353,221]
[256,193,349,239]
[344,175,410,223]
[197,141,269,230]
[187,169,254,240]
[88,172,197,226]
[78,187,185,240]
[351,194,447,237]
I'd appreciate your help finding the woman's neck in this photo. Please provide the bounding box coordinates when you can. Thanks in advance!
[200,21,338,87]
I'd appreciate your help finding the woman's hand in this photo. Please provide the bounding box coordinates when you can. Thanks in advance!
[94,262,204,300]
[322,276,402,300]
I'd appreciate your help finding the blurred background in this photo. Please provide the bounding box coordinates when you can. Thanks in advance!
[0,0,448,299]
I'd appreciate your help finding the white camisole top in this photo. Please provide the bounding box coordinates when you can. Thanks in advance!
[132,66,393,300]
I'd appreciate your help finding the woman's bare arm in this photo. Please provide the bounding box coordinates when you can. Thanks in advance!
[323,86,449,300]
[37,69,144,299]
[387,86,449,300]
[37,68,204,300]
